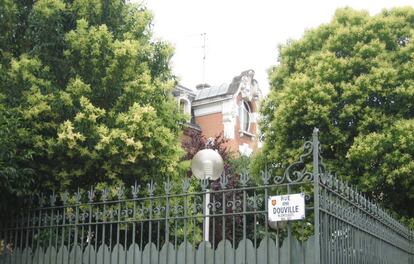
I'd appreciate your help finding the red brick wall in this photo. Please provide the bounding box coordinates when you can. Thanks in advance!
[195,113,224,138]
[194,100,259,154]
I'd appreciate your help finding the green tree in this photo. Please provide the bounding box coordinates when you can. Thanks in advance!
[0,0,185,213]
[259,7,414,219]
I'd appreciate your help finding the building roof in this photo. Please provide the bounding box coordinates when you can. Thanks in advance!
[194,83,230,100]
[194,69,255,102]
[173,84,196,99]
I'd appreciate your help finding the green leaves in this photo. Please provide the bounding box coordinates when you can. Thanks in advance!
[0,0,185,214]
[348,120,414,216]
[261,7,414,218]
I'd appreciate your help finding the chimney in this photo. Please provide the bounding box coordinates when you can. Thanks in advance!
[196,83,211,90]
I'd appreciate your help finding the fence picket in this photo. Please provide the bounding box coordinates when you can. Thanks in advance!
[126,244,141,264]
[56,245,68,264]
[196,241,213,264]
[177,241,194,264]
[159,242,174,264]
[12,248,21,264]
[215,240,233,263]
[111,244,125,264]
[304,235,315,264]
[142,242,157,264]
[235,239,254,264]
[69,245,81,264]
[97,244,110,264]
[83,245,96,264]
[21,247,32,264]
[257,238,276,264]
[33,247,44,264]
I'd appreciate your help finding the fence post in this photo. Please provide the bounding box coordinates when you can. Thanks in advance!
[411,230,414,264]
[312,128,321,264]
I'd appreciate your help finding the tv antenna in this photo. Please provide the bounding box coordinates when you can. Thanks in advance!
[201,33,207,86]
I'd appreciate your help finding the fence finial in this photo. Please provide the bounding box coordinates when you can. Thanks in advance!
[101,188,109,202]
[116,186,125,200]
[181,177,190,193]
[74,188,82,204]
[50,192,57,206]
[164,178,172,194]
[313,127,319,136]
[147,180,156,196]
[61,191,69,205]
[261,165,271,185]
[220,172,228,189]
[131,181,140,199]
[240,170,250,186]
[88,187,95,203]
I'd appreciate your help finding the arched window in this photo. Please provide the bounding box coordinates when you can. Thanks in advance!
[179,98,191,114]
[239,101,251,132]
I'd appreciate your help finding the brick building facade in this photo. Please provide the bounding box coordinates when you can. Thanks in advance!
[173,70,262,156]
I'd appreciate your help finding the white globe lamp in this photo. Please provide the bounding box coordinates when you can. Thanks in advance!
[191,149,224,242]
[191,149,224,180]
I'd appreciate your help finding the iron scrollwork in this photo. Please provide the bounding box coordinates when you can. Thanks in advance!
[247,195,262,210]
[226,200,242,211]
[208,201,222,212]
[283,141,314,183]
[261,139,316,185]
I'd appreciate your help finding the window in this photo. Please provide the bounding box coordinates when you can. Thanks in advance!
[179,98,191,114]
[239,101,251,132]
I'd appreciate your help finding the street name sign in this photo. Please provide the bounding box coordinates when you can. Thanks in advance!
[268,193,305,222]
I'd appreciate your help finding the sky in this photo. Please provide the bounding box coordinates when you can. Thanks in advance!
[142,0,414,94]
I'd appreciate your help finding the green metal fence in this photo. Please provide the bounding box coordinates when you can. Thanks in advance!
[313,129,414,264]
[0,129,413,264]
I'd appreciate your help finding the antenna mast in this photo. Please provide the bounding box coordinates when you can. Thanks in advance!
[201,33,206,86]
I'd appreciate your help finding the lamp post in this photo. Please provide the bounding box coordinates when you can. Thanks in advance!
[191,149,224,242]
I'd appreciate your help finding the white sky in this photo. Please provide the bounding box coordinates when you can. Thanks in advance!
[142,0,414,94]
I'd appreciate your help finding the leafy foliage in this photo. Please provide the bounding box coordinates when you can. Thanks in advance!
[259,7,414,218]
[0,0,185,214]
[182,130,233,175]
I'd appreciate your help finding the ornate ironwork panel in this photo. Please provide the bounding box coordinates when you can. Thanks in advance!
[0,129,412,264]
[0,178,315,263]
